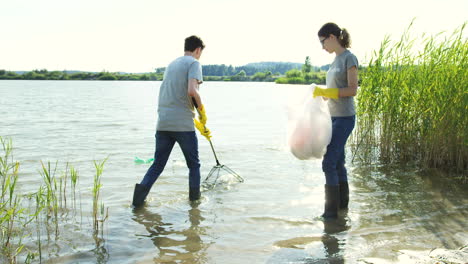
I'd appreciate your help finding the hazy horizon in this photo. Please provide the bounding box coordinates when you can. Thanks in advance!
[1,0,467,73]
[5,61,310,74]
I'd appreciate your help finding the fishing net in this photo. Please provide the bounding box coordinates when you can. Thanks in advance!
[192,98,243,189]
[201,140,244,190]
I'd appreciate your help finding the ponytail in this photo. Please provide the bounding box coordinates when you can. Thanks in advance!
[339,28,351,48]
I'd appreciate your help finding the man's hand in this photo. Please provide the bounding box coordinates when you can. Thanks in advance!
[197,104,208,125]
[194,119,212,140]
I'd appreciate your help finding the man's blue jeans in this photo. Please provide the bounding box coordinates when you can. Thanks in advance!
[140,131,201,189]
[322,116,355,186]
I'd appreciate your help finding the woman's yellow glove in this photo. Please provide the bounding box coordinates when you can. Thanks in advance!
[313,87,339,99]
[194,118,212,140]
[197,104,208,125]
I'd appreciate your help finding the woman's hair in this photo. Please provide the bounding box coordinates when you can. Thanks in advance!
[318,23,351,48]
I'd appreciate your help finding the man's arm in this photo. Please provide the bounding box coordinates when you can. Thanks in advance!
[188,78,202,108]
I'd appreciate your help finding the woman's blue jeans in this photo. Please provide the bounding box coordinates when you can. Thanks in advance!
[140,131,201,189]
[322,115,355,186]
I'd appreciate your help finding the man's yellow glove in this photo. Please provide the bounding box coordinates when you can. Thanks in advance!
[197,104,208,125]
[313,87,339,99]
[194,119,212,140]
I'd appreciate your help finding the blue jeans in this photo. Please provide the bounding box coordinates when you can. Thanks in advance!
[322,116,355,186]
[140,131,201,189]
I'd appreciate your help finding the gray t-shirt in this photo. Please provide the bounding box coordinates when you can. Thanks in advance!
[157,56,203,131]
[326,50,359,117]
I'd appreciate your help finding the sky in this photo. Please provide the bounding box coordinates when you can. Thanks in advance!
[1,0,467,73]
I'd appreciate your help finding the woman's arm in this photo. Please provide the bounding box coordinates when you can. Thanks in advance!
[338,66,358,97]
[313,66,358,99]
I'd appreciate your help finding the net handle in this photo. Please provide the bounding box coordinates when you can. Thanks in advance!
[192,97,221,166]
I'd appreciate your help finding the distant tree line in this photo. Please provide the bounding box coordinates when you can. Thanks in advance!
[155,62,305,77]
[0,68,279,82]
[200,70,280,82]
[0,60,330,83]
[0,69,163,81]
[275,57,327,84]
[275,69,326,84]
[156,61,326,82]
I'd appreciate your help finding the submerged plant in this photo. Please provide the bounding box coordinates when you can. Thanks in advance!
[92,158,109,232]
[70,165,79,212]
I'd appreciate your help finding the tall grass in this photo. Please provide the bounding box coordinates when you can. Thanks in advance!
[353,22,467,172]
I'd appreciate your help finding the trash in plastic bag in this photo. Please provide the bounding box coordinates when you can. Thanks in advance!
[287,84,332,160]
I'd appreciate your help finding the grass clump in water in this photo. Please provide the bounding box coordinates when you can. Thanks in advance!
[0,136,109,263]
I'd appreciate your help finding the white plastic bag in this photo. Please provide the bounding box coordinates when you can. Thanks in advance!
[287,84,332,160]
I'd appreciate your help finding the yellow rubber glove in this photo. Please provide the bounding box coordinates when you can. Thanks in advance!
[194,119,212,140]
[313,87,339,99]
[197,104,208,125]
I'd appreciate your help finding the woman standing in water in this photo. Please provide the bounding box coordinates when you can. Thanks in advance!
[313,22,358,219]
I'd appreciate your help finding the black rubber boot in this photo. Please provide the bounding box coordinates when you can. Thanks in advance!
[321,184,340,220]
[189,187,200,201]
[132,184,150,208]
[339,182,349,209]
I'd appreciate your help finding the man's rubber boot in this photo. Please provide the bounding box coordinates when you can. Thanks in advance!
[189,187,201,201]
[339,181,349,209]
[132,184,150,208]
[321,184,340,220]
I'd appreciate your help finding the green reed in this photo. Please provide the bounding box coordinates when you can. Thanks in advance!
[34,186,45,263]
[70,165,79,211]
[353,22,467,172]
[39,161,60,237]
[0,137,31,263]
[1,137,17,203]
[92,158,108,233]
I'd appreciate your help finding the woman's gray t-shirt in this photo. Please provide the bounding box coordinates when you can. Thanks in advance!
[157,56,203,131]
[326,50,358,117]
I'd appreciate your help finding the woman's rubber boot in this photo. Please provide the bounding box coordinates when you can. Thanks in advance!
[339,181,349,209]
[189,187,200,201]
[132,184,150,208]
[321,184,339,220]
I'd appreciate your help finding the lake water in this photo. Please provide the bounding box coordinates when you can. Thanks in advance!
[1,80,467,263]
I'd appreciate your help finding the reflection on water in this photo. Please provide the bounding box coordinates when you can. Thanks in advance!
[132,202,209,263]
[92,233,110,263]
[270,215,350,264]
[321,216,350,264]
[266,164,467,263]
[348,165,468,261]
[1,81,466,263]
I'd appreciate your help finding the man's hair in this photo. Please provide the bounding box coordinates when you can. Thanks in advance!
[184,35,205,52]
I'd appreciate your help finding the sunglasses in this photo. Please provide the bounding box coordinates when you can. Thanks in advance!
[320,36,329,46]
